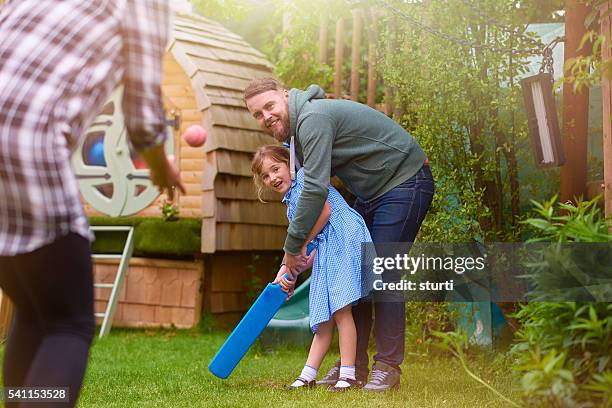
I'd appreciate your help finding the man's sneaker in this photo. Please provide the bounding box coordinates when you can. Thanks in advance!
[286,377,316,390]
[328,377,362,392]
[316,363,340,386]
[317,362,368,386]
[362,362,400,392]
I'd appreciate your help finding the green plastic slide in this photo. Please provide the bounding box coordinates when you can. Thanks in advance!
[259,277,313,347]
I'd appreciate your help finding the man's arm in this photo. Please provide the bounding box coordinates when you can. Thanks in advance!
[139,144,184,200]
[283,113,335,255]
[122,0,183,198]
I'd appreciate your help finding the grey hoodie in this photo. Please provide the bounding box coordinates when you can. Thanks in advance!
[284,85,427,255]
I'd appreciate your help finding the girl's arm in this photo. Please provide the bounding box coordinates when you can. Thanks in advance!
[301,199,331,254]
[273,201,329,296]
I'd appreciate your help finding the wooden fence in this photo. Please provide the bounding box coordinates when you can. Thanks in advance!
[285,8,394,113]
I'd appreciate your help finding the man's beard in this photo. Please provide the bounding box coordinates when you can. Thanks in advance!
[269,116,290,142]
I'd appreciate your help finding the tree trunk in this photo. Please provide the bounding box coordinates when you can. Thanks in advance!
[505,145,521,228]
[507,40,521,229]
[469,24,502,239]
[469,121,501,240]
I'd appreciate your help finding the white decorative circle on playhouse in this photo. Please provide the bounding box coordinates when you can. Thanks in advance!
[71,87,174,216]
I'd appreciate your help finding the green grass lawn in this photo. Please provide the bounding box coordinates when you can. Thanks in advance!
[50,329,522,408]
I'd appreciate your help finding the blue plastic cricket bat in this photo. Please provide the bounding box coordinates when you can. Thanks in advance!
[208,243,315,379]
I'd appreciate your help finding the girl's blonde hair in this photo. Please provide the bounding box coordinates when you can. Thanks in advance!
[251,145,290,202]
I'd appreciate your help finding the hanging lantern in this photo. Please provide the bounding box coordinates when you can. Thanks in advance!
[521,37,565,168]
[521,73,564,168]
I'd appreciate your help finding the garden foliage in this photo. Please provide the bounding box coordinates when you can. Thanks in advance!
[265,0,564,243]
[513,197,612,407]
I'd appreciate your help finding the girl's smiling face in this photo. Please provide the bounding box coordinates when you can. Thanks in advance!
[260,157,292,195]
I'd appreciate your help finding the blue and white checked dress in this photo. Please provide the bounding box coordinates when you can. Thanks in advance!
[283,168,373,333]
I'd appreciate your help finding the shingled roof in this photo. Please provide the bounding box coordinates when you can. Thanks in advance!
[170,12,273,125]
[166,12,287,253]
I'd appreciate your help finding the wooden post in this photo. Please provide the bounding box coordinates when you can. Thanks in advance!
[282,2,291,50]
[0,290,13,339]
[391,15,405,121]
[384,88,393,115]
[560,0,592,203]
[334,17,345,99]
[319,16,328,64]
[601,1,612,219]
[384,14,397,116]
[350,9,363,101]
[367,10,378,107]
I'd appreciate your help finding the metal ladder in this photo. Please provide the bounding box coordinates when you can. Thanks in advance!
[91,226,135,338]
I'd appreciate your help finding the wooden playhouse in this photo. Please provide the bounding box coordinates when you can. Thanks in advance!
[75,12,288,330]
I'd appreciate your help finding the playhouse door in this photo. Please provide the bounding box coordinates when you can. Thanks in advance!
[71,87,174,216]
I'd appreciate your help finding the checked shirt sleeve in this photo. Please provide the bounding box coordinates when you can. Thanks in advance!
[121,0,171,152]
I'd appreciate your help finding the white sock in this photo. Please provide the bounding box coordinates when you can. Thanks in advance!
[299,365,318,382]
[339,365,356,380]
[333,366,356,388]
[334,379,352,388]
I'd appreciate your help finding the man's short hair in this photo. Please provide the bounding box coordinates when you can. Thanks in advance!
[243,77,285,101]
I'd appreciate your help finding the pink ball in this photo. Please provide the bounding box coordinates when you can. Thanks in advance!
[132,157,148,169]
[183,125,207,148]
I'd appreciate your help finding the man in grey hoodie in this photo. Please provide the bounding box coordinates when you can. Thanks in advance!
[244,78,434,391]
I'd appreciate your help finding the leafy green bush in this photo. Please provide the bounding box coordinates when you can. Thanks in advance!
[513,302,612,407]
[522,195,612,243]
[269,3,338,92]
[405,302,456,353]
[512,197,612,407]
[264,0,568,243]
[521,196,612,302]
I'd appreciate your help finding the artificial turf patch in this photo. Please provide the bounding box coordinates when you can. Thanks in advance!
[89,217,201,258]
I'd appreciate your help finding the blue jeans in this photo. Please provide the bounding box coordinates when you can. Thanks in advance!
[352,164,434,375]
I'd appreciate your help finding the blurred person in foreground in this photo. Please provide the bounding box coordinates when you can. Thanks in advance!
[0,1,184,406]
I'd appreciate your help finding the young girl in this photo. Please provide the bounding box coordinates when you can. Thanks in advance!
[251,145,373,392]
